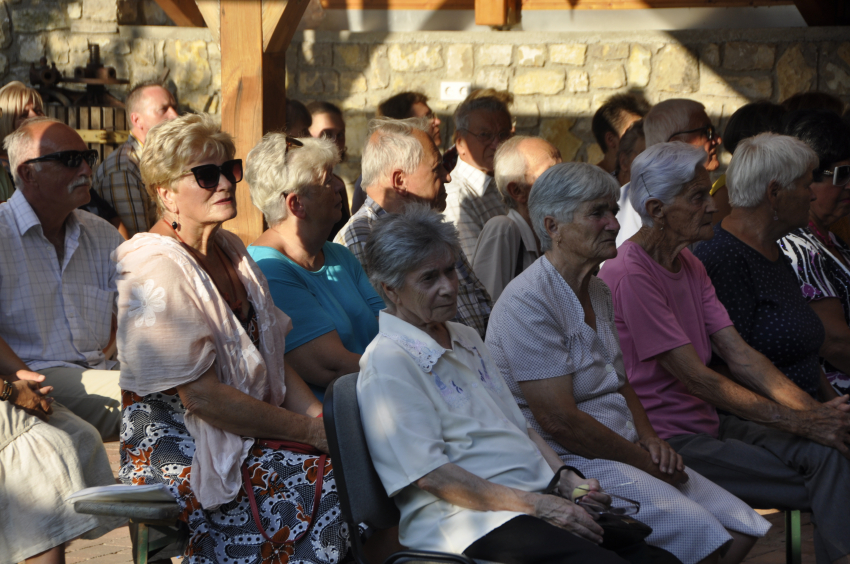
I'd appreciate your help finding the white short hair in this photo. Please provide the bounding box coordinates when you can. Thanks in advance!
[529,162,620,252]
[361,117,430,189]
[644,99,706,147]
[4,116,65,187]
[493,135,534,210]
[628,142,707,227]
[245,134,339,226]
[726,133,819,209]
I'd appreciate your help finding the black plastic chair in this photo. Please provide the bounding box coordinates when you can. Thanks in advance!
[323,373,477,564]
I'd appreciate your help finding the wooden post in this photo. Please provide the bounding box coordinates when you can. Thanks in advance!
[474,0,518,27]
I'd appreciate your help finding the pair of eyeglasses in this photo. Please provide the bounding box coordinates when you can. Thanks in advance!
[285,136,304,151]
[180,159,243,190]
[575,491,641,516]
[814,165,850,187]
[460,128,513,146]
[667,125,716,143]
[23,150,99,169]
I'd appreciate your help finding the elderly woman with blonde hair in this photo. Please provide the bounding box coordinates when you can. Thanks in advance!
[247,133,384,400]
[115,113,349,563]
[0,81,44,201]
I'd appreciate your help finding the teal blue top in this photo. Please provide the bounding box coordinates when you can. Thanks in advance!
[248,240,384,358]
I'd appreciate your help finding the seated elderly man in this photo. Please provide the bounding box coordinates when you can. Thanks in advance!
[598,142,850,564]
[444,93,513,259]
[93,82,178,237]
[644,99,722,172]
[358,205,680,564]
[335,117,492,338]
[472,136,561,302]
[592,93,650,175]
[0,117,123,440]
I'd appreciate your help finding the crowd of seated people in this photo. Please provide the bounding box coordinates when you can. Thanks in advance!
[3,72,850,564]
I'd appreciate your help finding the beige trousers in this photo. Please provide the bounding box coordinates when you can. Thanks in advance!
[39,366,122,441]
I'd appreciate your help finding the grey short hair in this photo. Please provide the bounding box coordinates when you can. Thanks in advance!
[364,204,461,305]
[493,135,534,209]
[529,162,620,252]
[644,99,706,147]
[4,116,64,187]
[726,133,819,209]
[246,134,339,226]
[628,142,707,227]
[361,117,430,189]
[454,96,511,133]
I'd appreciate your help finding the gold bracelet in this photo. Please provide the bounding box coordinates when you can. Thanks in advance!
[0,380,13,401]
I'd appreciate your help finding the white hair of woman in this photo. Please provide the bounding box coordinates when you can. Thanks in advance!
[245,134,338,226]
[529,162,620,252]
[364,203,460,305]
[493,135,534,209]
[644,99,706,147]
[360,116,430,189]
[726,133,819,209]
[628,142,707,227]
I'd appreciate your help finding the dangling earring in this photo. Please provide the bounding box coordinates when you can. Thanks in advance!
[773,209,779,221]
[171,211,179,231]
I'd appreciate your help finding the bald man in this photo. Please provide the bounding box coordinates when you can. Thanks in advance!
[473,136,562,302]
[0,117,123,440]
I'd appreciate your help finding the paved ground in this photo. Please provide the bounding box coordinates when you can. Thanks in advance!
[59,443,815,564]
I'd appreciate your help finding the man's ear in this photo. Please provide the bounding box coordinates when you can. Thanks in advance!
[507,182,528,205]
[16,162,36,187]
[605,131,619,154]
[129,112,143,132]
[390,169,406,195]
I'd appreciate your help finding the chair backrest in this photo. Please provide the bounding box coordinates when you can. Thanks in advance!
[324,373,401,530]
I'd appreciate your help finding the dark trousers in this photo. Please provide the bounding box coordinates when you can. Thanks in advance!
[464,515,681,564]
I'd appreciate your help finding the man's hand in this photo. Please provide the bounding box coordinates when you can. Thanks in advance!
[10,380,54,421]
[532,493,604,544]
[15,370,46,383]
[794,404,850,458]
[638,436,689,486]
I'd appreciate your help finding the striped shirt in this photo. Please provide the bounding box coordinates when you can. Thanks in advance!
[0,190,122,371]
[93,135,156,237]
[443,158,506,260]
[334,196,492,338]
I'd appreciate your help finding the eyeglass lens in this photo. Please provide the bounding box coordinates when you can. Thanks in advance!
[833,165,850,186]
[192,159,243,189]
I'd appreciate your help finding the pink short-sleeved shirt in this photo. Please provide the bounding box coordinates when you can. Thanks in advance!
[598,241,733,439]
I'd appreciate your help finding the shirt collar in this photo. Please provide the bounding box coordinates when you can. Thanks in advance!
[9,189,82,255]
[507,208,539,257]
[378,310,478,372]
[364,196,386,217]
[452,158,492,197]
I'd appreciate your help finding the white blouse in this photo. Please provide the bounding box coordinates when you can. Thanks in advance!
[357,311,555,554]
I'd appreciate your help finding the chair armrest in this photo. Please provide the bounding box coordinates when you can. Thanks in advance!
[384,549,482,564]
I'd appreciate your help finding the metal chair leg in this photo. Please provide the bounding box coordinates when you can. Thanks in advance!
[785,510,802,564]
[133,521,149,564]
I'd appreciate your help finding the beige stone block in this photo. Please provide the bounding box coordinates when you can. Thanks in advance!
[701,44,720,68]
[339,94,367,111]
[550,44,586,66]
[165,40,211,90]
[513,99,539,128]
[105,38,131,56]
[540,118,583,161]
[776,44,815,101]
[590,43,629,60]
[67,2,83,19]
[209,58,221,90]
[475,67,510,90]
[341,71,368,93]
[515,69,565,95]
[46,33,70,65]
[627,45,651,87]
[567,70,589,93]
[722,42,775,71]
[343,113,369,158]
[70,20,117,33]
[367,45,390,89]
[11,7,68,32]
[0,54,8,78]
[388,44,443,72]
[477,44,512,67]
[447,44,473,79]
[518,45,545,67]
[68,34,90,52]
[590,64,626,90]
[838,42,850,69]
[83,0,117,22]
[389,73,435,98]
[207,41,221,61]
[300,42,331,67]
[586,143,604,166]
[540,96,592,116]
[334,43,368,69]
[825,62,850,94]
[19,35,45,63]
[654,44,699,93]
[299,69,339,94]
[117,0,138,24]
[727,75,773,99]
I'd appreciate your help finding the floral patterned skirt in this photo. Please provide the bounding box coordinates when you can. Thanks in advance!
[119,389,350,564]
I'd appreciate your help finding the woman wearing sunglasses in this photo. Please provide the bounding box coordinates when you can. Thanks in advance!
[780,110,850,398]
[114,113,350,563]
[246,133,384,401]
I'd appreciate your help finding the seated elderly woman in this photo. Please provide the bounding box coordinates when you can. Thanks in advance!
[598,142,850,563]
[779,110,850,398]
[116,114,349,563]
[485,162,768,564]
[246,133,384,400]
[358,205,681,564]
[695,133,838,402]
[1,336,123,564]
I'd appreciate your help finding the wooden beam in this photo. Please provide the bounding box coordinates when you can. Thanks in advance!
[151,0,206,26]
[792,0,849,25]
[263,0,313,53]
[196,0,221,43]
[475,0,518,25]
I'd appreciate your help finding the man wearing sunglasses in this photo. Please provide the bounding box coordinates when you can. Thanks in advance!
[645,98,723,172]
[0,117,124,441]
[93,82,178,237]
[445,94,514,260]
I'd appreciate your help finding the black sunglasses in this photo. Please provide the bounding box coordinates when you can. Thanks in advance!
[667,125,716,142]
[23,150,99,169]
[181,159,243,189]
[814,165,850,187]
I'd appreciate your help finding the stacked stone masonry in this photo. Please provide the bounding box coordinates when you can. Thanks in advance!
[0,2,848,186]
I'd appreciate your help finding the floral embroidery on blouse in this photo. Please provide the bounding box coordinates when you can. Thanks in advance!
[380,331,443,372]
[433,369,469,409]
[128,279,167,327]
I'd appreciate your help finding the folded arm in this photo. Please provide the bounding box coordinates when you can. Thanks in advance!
[285,331,362,388]
[811,298,850,391]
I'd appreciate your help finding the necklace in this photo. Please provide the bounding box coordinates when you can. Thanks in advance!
[808,219,835,249]
[162,219,245,317]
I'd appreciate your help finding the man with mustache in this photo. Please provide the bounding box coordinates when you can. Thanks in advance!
[0,117,123,440]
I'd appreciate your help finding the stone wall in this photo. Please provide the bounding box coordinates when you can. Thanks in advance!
[286,28,850,184]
